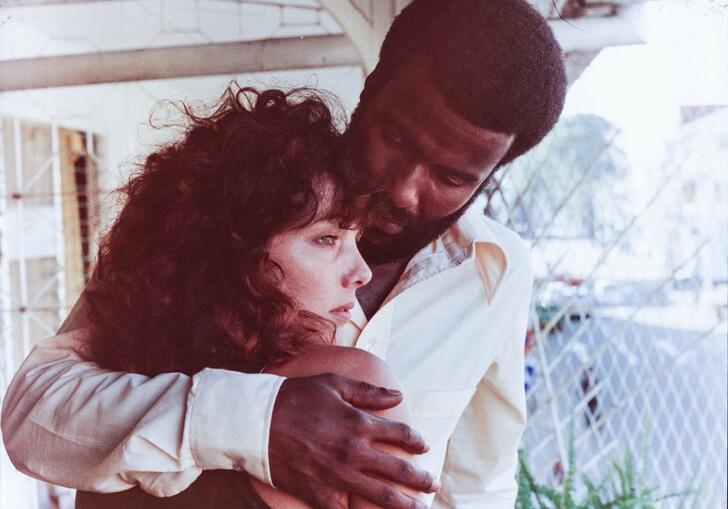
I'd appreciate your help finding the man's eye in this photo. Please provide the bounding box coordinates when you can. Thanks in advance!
[316,234,338,247]
[382,127,405,147]
[437,172,470,187]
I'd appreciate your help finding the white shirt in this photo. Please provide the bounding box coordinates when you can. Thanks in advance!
[1,207,533,508]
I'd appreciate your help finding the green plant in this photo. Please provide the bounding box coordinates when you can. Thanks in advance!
[516,433,700,509]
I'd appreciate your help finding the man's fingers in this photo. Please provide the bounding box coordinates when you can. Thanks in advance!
[345,473,429,509]
[308,488,348,509]
[364,449,440,493]
[370,416,429,454]
[332,375,403,410]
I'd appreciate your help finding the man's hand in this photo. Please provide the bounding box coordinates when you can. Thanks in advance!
[269,374,438,509]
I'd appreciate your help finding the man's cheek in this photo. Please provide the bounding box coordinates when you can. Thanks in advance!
[365,140,396,179]
[437,191,476,216]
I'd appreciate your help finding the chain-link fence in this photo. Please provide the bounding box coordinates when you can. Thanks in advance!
[485,108,727,507]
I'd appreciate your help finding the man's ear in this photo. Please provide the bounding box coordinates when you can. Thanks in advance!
[360,64,388,104]
[363,64,383,86]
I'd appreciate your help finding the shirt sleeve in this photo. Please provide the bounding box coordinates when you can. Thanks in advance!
[1,327,284,496]
[433,247,533,509]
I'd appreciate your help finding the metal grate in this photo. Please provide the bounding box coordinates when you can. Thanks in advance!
[486,110,728,508]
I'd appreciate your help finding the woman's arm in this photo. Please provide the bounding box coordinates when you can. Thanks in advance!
[253,345,431,509]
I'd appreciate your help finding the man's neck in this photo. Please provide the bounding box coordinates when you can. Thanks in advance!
[356,257,410,319]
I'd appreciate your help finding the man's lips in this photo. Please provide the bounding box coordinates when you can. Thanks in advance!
[329,302,355,322]
[373,217,405,235]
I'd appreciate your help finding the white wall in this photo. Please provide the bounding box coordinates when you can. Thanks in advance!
[0,4,365,507]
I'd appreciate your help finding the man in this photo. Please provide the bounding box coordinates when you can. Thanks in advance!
[1,0,566,507]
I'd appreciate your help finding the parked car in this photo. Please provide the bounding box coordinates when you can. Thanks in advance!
[534,275,592,331]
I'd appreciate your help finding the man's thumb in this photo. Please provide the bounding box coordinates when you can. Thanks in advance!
[334,376,403,410]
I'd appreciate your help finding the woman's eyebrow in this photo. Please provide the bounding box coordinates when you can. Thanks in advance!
[310,217,343,230]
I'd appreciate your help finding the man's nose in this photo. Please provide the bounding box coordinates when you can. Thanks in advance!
[388,162,426,214]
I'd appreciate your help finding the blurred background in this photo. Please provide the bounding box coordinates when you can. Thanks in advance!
[0,1,725,508]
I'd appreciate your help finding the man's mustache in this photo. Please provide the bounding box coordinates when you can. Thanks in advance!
[367,194,417,232]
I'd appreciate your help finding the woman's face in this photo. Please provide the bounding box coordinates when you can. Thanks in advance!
[268,218,372,329]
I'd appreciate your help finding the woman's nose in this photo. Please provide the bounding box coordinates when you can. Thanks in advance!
[343,247,373,288]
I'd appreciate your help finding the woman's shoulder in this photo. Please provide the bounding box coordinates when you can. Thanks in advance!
[266,345,399,390]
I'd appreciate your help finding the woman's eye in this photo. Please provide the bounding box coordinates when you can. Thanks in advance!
[316,234,339,247]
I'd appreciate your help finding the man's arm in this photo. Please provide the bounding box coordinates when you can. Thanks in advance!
[2,295,436,507]
[1,329,284,495]
[434,251,533,509]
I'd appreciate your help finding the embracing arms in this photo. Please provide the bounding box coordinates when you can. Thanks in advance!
[1,294,435,509]
[0,327,283,494]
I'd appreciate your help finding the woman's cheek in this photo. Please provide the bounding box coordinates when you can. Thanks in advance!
[298,245,333,281]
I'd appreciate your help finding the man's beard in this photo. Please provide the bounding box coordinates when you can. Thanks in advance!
[348,99,486,265]
[358,188,483,265]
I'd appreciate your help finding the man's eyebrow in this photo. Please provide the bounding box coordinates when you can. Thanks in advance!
[378,112,430,160]
[377,112,412,142]
[376,112,480,182]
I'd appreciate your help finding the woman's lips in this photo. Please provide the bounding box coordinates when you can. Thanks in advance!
[329,302,354,322]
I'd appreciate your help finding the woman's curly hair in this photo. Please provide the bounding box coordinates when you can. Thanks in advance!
[84,86,368,376]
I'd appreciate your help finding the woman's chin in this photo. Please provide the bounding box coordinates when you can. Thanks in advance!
[328,309,352,323]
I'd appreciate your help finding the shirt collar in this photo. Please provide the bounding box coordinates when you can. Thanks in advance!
[446,207,509,303]
[349,300,368,331]
[348,206,511,337]
[386,206,509,305]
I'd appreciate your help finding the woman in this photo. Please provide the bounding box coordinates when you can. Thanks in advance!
[75,85,417,508]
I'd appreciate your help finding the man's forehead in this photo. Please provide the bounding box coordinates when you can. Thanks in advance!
[373,57,512,145]
[371,57,514,171]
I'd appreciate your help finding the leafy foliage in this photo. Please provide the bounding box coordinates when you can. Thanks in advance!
[516,433,700,509]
